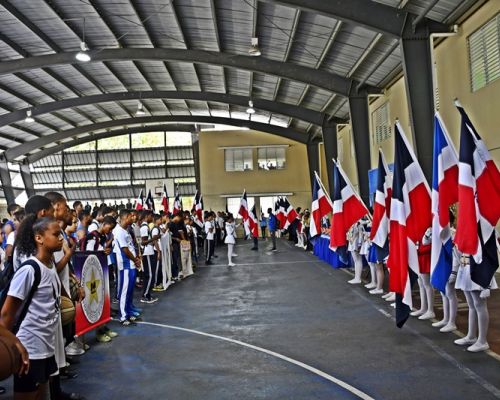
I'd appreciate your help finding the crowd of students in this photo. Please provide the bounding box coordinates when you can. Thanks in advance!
[0,189,320,399]
[0,192,264,399]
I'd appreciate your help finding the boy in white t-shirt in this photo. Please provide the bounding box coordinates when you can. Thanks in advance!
[204,213,215,265]
[139,211,159,304]
[114,209,141,325]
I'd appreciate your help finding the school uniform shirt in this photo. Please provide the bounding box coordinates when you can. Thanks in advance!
[88,219,100,233]
[151,225,161,252]
[86,232,106,251]
[6,231,15,247]
[8,256,61,360]
[205,221,214,240]
[113,225,136,270]
[140,223,154,256]
[53,231,71,296]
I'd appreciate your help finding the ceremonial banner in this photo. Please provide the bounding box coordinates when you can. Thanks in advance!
[73,251,111,336]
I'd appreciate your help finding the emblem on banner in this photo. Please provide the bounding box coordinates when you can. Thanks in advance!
[80,254,105,324]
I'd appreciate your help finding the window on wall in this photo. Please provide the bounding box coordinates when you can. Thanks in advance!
[226,196,255,216]
[257,147,286,170]
[468,13,500,92]
[224,148,253,171]
[372,103,391,144]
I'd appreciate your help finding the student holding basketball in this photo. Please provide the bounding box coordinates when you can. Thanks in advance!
[0,216,63,399]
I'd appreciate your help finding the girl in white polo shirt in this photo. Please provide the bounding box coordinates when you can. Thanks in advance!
[0,216,63,399]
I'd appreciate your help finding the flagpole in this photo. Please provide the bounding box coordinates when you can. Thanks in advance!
[313,171,333,207]
[333,158,372,221]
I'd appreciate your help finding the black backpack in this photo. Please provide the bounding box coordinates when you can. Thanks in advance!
[0,258,41,333]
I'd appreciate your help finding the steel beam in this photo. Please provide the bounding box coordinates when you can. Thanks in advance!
[321,121,337,195]
[348,95,371,206]
[19,161,35,197]
[191,132,201,193]
[259,0,449,38]
[9,116,308,161]
[400,20,434,183]
[0,48,380,98]
[0,91,338,129]
[0,155,16,204]
[306,142,320,193]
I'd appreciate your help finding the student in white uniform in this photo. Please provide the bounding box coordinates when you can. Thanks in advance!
[0,216,63,399]
[205,213,215,265]
[114,209,141,325]
[224,215,237,267]
[139,210,159,304]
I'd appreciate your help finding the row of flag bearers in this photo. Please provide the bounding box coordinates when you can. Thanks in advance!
[309,102,499,352]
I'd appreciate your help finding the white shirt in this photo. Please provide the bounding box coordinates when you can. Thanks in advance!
[151,226,161,252]
[8,256,61,360]
[88,219,100,233]
[53,234,70,296]
[6,231,15,247]
[140,223,154,256]
[113,225,136,269]
[205,221,214,240]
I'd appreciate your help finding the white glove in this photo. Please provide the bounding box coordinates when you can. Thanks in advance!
[480,289,491,299]
[448,273,456,284]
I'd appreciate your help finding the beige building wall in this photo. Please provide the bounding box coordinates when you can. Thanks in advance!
[337,1,500,172]
[199,130,311,213]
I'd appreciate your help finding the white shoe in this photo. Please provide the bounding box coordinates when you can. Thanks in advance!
[454,336,477,346]
[348,279,362,284]
[410,309,424,317]
[184,272,194,278]
[74,336,89,351]
[440,323,457,333]
[232,254,238,257]
[432,320,447,328]
[381,292,392,299]
[467,342,489,352]
[418,311,435,320]
[65,341,84,356]
[364,282,377,289]
[385,293,396,302]
[369,288,384,295]
[390,302,396,308]
[228,263,235,267]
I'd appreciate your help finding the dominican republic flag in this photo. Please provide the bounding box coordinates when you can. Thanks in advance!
[329,160,369,261]
[192,191,204,221]
[135,189,145,210]
[145,189,155,211]
[370,149,392,261]
[430,113,458,293]
[172,186,182,215]
[310,173,333,238]
[238,190,249,221]
[161,183,169,214]
[248,205,259,238]
[283,197,299,229]
[276,197,287,229]
[388,123,432,328]
[454,103,500,288]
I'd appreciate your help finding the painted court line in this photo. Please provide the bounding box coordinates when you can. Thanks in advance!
[137,321,375,400]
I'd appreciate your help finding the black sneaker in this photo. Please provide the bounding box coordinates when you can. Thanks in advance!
[205,260,213,265]
[250,247,258,250]
[60,391,86,400]
[121,319,136,326]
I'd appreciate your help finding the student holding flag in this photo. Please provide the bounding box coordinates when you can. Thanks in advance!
[249,205,259,251]
[329,159,369,276]
[388,122,432,328]
[429,113,459,333]
[453,102,499,352]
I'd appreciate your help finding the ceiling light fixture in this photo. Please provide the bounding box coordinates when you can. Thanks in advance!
[75,18,91,62]
[25,109,34,123]
[136,102,146,116]
[246,100,256,114]
[248,37,261,56]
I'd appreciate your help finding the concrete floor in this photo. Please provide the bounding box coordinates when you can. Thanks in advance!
[3,239,500,399]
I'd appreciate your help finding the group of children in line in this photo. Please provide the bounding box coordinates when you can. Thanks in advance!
[320,212,498,353]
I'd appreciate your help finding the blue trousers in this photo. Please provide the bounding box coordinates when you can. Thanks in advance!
[119,268,137,321]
